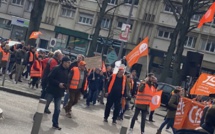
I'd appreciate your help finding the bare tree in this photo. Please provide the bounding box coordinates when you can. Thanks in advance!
[160,0,212,85]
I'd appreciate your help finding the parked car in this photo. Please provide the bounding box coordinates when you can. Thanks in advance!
[157,82,176,105]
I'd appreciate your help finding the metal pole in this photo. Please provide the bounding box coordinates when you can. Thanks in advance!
[31,99,46,134]
[119,114,131,134]
[117,0,135,60]
[2,54,11,86]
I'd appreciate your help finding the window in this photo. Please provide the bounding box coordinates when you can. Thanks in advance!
[164,4,181,13]
[26,1,34,12]
[157,30,172,39]
[117,17,133,29]
[143,13,155,22]
[108,0,117,5]
[61,8,75,18]
[12,0,24,6]
[201,39,215,52]
[79,13,93,25]
[124,0,139,5]
[163,85,174,93]
[191,14,201,22]
[101,18,111,29]
[184,36,196,48]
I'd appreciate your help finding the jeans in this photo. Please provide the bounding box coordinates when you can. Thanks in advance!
[63,92,69,107]
[86,90,98,105]
[45,94,62,126]
[104,95,121,121]
[130,107,148,133]
[158,118,176,134]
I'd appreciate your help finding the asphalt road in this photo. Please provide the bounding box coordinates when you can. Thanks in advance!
[0,91,171,134]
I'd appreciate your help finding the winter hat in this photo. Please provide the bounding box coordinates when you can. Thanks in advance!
[61,56,71,62]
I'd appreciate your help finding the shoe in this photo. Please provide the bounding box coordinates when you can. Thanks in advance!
[103,118,108,122]
[66,113,72,118]
[36,84,38,88]
[149,120,155,122]
[9,74,12,80]
[44,109,51,114]
[128,128,133,134]
[156,130,162,134]
[52,125,62,130]
[18,80,22,82]
[112,120,117,125]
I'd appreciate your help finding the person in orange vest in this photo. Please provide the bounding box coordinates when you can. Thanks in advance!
[129,73,156,134]
[29,55,42,89]
[64,61,88,118]
[0,44,10,75]
[0,41,6,66]
[104,67,127,124]
[23,46,36,79]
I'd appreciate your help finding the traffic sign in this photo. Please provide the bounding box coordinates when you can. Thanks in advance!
[106,50,117,64]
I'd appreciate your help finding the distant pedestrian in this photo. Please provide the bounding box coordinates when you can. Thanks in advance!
[44,56,71,130]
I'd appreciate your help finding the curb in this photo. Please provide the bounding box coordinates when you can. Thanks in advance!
[0,86,40,99]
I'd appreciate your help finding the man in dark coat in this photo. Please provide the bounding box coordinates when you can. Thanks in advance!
[44,56,71,130]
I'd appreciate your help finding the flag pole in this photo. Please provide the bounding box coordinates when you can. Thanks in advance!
[146,54,149,76]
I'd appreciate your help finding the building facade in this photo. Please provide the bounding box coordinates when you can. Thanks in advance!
[0,0,214,79]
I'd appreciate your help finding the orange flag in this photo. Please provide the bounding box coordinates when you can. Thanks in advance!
[126,37,149,67]
[150,90,162,111]
[198,2,215,28]
[102,61,106,72]
[29,31,42,39]
[190,73,215,96]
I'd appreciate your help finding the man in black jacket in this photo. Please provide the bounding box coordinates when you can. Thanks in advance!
[44,56,71,130]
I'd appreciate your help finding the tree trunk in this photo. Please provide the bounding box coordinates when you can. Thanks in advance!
[26,0,46,46]
[87,0,108,57]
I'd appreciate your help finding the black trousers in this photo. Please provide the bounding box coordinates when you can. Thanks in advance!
[31,77,39,86]
[149,110,154,121]
[130,107,148,133]
[104,95,121,121]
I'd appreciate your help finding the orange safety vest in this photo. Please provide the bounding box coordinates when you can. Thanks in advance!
[30,60,42,78]
[135,83,155,105]
[69,67,81,90]
[0,46,3,52]
[2,51,9,61]
[108,74,126,95]
[29,52,34,62]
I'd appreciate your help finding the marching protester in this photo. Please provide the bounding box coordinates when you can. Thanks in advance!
[104,67,127,124]
[64,61,87,118]
[156,87,183,134]
[130,70,138,97]
[97,70,105,105]
[86,68,103,106]
[129,73,157,134]
[29,55,42,89]
[0,44,10,75]
[63,54,85,107]
[44,56,71,130]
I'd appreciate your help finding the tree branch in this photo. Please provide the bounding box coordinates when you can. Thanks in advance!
[165,0,180,22]
[104,2,125,14]
[187,25,197,33]
[95,0,101,8]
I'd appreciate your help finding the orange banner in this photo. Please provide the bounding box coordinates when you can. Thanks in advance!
[125,37,148,67]
[29,31,42,39]
[174,97,192,129]
[150,90,162,111]
[190,73,215,96]
[182,101,204,129]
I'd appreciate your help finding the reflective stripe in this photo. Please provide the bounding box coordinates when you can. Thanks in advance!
[135,83,154,105]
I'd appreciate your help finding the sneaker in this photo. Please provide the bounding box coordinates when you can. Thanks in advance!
[112,120,117,125]
[103,118,108,122]
[44,109,51,114]
[149,120,155,122]
[128,128,133,134]
[52,125,62,130]
[66,113,72,118]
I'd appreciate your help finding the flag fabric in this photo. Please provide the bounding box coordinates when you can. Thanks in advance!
[125,37,149,67]
[29,31,42,39]
[190,73,215,96]
[150,90,162,111]
[101,61,106,72]
[198,2,215,28]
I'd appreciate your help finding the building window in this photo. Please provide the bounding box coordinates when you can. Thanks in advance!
[61,8,75,18]
[191,14,201,22]
[158,30,173,39]
[108,0,117,5]
[101,18,111,29]
[79,13,93,25]
[12,0,24,6]
[164,4,181,13]
[117,17,133,29]
[143,13,155,22]
[124,0,139,5]
[26,1,34,12]
[201,39,215,52]
[184,36,196,48]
